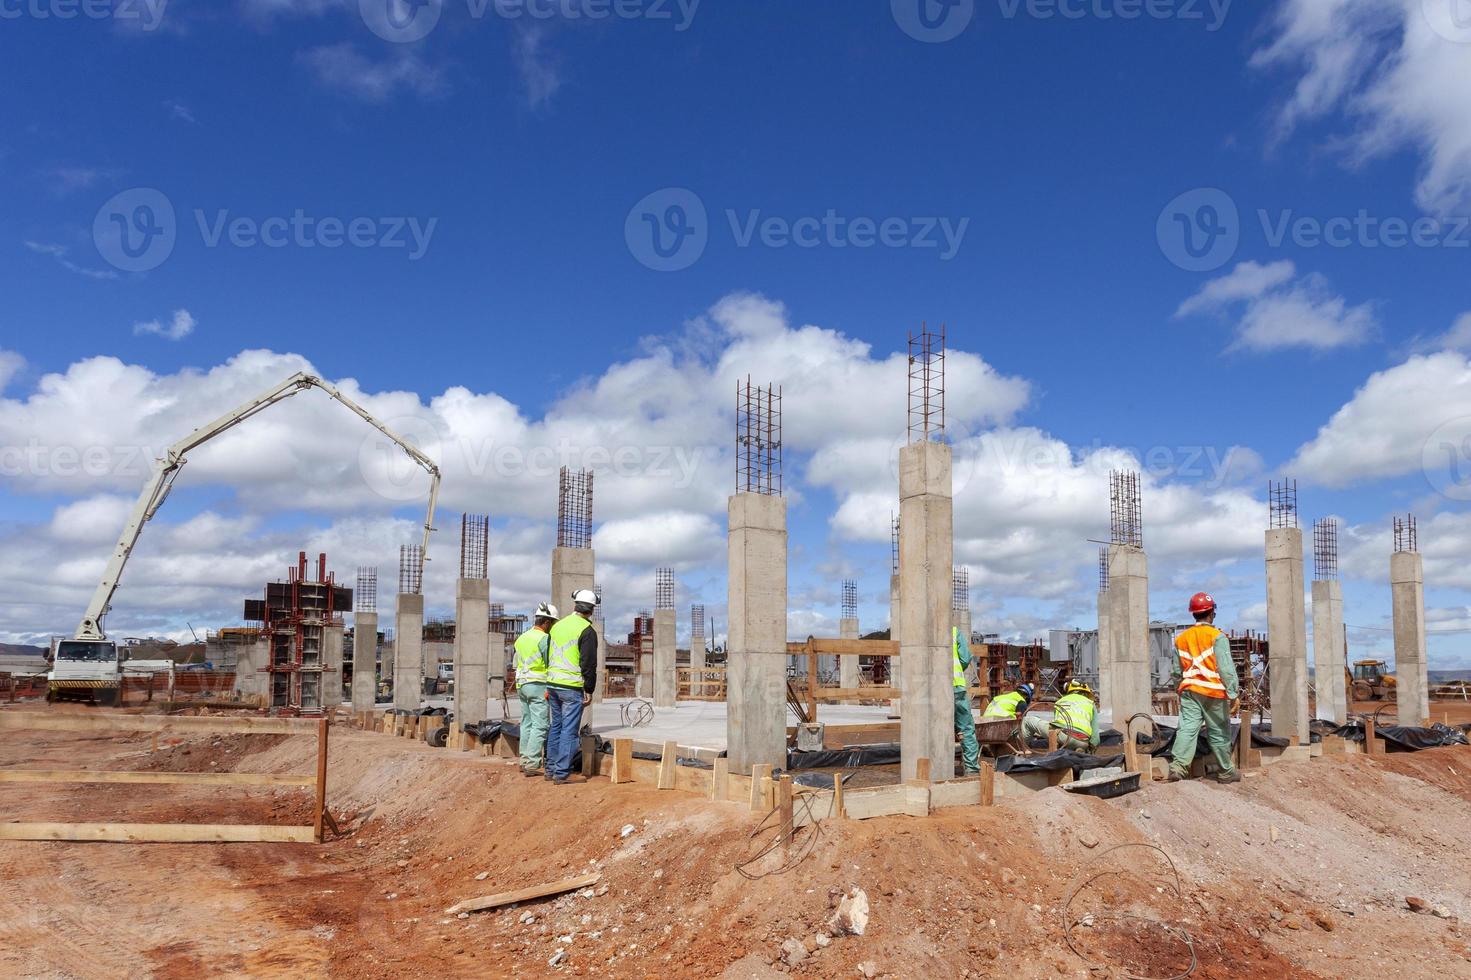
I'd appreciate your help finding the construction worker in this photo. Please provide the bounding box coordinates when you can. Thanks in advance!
[544,589,600,785]
[953,626,980,775]
[1039,680,1100,752]
[1168,592,1241,784]
[513,602,558,777]
[983,682,1034,749]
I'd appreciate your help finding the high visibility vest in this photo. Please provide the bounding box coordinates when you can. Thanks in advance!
[952,627,967,689]
[1052,692,1097,741]
[1176,624,1228,699]
[547,614,593,688]
[513,628,549,687]
[983,690,1026,719]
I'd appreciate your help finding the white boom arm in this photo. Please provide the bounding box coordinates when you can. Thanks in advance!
[75,372,441,641]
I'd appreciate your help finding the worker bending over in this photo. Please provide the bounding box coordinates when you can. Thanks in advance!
[1023,680,1099,752]
[544,589,601,785]
[1168,592,1241,784]
[513,602,558,777]
[982,682,1034,750]
[953,626,980,775]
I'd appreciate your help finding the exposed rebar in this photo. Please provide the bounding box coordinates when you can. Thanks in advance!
[737,377,783,496]
[557,466,595,549]
[908,324,946,443]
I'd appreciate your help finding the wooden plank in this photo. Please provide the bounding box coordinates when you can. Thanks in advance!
[657,741,678,790]
[777,775,794,857]
[710,757,729,802]
[840,784,910,820]
[904,783,930,817]
[1047,729,1059,753]
[930,778,982,809]
[581,735,599,778]
[0,713,317,737]
[911,757,931,786]
[832,773,846,818]
[313,718,329,844]
[0,770,314,787]
[979,762,995,807]
[806,639,818,724]
[810,638,899,657]
[0,822,315,843]
[671,763,713,796]
[749,764,773,812]
[447,871,602,916]
[611,738,634,785]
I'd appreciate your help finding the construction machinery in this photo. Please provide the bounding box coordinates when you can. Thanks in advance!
[1347,659,1397,702]
[49,373,441,705]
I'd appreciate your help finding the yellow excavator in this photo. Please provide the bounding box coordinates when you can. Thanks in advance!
[1347,660,1397,702]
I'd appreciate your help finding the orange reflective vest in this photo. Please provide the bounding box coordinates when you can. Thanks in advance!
[1175,624,1228,699]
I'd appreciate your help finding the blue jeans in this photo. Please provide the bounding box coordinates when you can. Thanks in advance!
[545,686,585,780]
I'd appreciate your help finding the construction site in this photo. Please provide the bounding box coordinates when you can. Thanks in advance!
[3,338,1471,980]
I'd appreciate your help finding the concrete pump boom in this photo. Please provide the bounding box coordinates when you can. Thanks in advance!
[74,372,441,641]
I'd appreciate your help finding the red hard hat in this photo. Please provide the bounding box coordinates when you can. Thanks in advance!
[1188,592,1217,615]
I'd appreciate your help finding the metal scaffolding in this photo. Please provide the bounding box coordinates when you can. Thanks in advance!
[736,377,783,496]
[841,579,858,620]
[398,544,423,596]
[1109,470,1143,549]
[952,566,970,613]
[355,567,378,614]
[908,325,946,443]
[655,568,674,610]
[1394,514,1418,554]
[1269,480,1299,530]
[460,513,489,581]
[557,467,595,550]
[1313,518,1339,581]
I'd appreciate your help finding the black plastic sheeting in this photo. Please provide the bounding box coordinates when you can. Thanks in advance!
[998,750,1123,774]
[1333,721,1470,751]
[1099,723,1296,758]
[787,744,901,771]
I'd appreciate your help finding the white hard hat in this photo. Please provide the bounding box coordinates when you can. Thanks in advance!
[535,602,559,620]
[571,589,600,607]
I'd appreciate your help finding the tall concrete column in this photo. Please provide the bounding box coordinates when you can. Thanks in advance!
[689,621,705,697]
[488,633,506,701]
[453,578,490,725]
[889,573,902,692]
[1266,528,1309,744]
[394,593,424,711]
[839,616,860,687]
[1096,589,1112,710]
[351,612,378,709]
[551,547,595,619]
[1392,551,1429,727]
[654,608,677,707]
[727,493,788,775]
[1311,580,1346,724]
[1106,545,1150,729]
[899,442,954,783]
[322,625,344,708]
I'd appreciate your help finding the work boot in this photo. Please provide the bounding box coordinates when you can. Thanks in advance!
[1216,769,1242,785]
[1165,769,1185,783]
[521,766,543,777]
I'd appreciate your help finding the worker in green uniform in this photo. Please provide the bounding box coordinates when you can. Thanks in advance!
[1169,592,1242,784]
[514,602,558,776]
[953,626,980,775]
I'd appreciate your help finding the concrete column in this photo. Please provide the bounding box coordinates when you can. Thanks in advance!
[899,442,954,783]
[727,493,788,775]
[654,608,677,707]
[394,593,424,711]
[1106,545,1150,730]
[1311,580,1346,725]
[592,625,607,703]
[488,633,506,702]
[235,638,269,702]
[454,578,490,725]
[1392,551,1430,727]
[551,547,595,619]
[351,613,378,709]
[322,625,344,708]
[690,627,706,692]
[1266,528,1309,744]
[839,617,860,688]
[889,573,902,692]
[1096,589,1112,710]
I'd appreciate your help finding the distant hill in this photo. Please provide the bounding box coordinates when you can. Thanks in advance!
[0,644,45,659]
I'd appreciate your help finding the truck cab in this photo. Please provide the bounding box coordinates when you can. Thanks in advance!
[48,638,125,705]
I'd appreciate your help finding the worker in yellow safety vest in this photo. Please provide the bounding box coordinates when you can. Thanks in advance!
[953,626,980,775]
[1168,592,1241,784]
[513,602,558,777]
[1021,680,1099,752]
[982,682,1034,749]
[544,589,601,785]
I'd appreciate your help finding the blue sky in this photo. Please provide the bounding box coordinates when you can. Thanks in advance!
[3,0,1471,669]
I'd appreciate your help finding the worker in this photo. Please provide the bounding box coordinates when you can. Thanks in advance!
[1034,680,1099,752]
[982,681,1034,748]
[544,589,601,785]
[1168,592,1241,784]
[953,626,980,775]
[513,602,558,777]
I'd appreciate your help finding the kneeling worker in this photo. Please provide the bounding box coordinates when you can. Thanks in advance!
[513,602,558,777]
[983,682,1034,748]
[1039,680,1100,752]
[1168,592,1241,784]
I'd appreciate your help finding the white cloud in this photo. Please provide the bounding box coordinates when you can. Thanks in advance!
[513,23,563,109]
[133,309,197,341]
[299,43,448,103]
[164,99,197,124]
[1290,351,1471,486]
[1255,0,1471,215]
[1176,260,1376,352]
[1412,311,1471,353]
[593,511,723,567]
[0,351,21,394]
[24,241,119,281]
